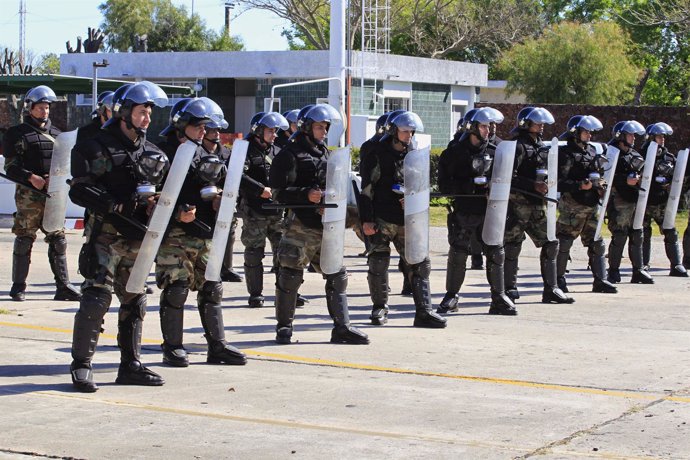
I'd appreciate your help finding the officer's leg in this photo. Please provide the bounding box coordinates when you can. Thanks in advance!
[10,235,34,301]
[46,233,82,301]
[469,231,484,269]
[485,245,517,315]
[244,246,266,308]
[70,286,112,392]
[607,230,626,283]
[198,281,247,364]
[159,281,190,367]
[642,223,653,269]
[629,229,654,284]
[367,252,390,325]
[116,294,164,386]
[438,245,467,314]
[589,239,618,293]
[683,217,690,268]
[556,236,574,293]
[663,228,688,277]
[409,258,447,328]
[398,258,412,296]
[325,268,369,344]
[504,242,522,301]
[221,216,242,282]
[274,267,303,343]
[540,240,575,303]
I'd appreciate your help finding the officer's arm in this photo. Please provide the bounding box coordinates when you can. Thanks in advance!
[238,153,267,197]
[268,150,308,203]
[511,143,534,190]
[437,149,455,194]
[69,140,118,214]
[358,149,379,223]
[2,129,32,181]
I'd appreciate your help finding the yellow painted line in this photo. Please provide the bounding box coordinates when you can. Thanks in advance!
[2,320,689,404]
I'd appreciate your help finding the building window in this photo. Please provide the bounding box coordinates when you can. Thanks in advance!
[316,97,329,105]
[384,97,409,112]
[264,97,281,112]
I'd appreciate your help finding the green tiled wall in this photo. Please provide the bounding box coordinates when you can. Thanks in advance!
[255,78,330,113]
[411,83,451,147]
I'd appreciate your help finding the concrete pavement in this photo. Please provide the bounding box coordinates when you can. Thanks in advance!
[0,223,689,459]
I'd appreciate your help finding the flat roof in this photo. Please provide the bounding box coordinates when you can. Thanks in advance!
[0,74,194,95]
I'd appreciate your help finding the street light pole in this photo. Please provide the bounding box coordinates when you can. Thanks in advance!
[225,2,235,35]
[92,59,109,111]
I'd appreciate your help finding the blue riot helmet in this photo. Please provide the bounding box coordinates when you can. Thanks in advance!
[559,115,603,141]
[610,120,645,147]
[91,91,115,120]
[250,112,289,145]
[459,107,504,142]
[645,122,673,139]
[300,104,343,145]
[381,111,424,149]
[382,109,406,135]
[23,85,57,121]
[296,104,316,130]
[169,97,225,143]
[458,108,479,132]
[375,113,390,135]
[160,98,192,137]
[511,107,555,136]
[105,81,168,134]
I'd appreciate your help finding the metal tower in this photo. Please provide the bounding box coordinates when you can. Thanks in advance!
[359,0,390,113]
[18,0,26,71]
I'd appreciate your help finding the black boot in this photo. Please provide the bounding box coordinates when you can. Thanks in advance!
[410,260,447,328]
[504,242,521,301]
[607,231,626,283]
[47,234,82,301]
[198,281,247,365]
[70,287,111,392]
[399,258,412,295]
[10,236,33,301]
[116,297,164,386]
[438,246,466,313]
[629,229,654,284]
[437,293,459,314]
[274,267,302,344]
[326,270,369,344]
[589,240,617,293]
[159,282,189,367]
[486,246,517,316]
[642,225,652,269]
[556,236,574,293]
[540,241,574,304]
[663,229,689,277]
[368,254,390,325]
[245,247,265,307]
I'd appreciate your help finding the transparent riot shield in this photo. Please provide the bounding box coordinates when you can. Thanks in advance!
[546,137,559,242]
[205,140,249,281]
[663,148,689,230]
[320,147,351,275]
[43,130,77,233]
[482,141,516,246]
[594,145,620,241]
[126,140,198,293]
[632,141,658,230]
[404,145,430,265]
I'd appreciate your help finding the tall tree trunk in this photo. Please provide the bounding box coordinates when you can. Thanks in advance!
[633,68,651,106]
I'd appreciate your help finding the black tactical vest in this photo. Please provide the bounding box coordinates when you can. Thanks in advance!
[17,119,61,175]
[370,140,407,225]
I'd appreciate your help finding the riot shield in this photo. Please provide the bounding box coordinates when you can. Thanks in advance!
[320,147,351,274]
[663,148,689,230]
[205,140,249,281]
[482,141,516,246]
[546,137,558,242]
[632,141,658,230]
[404,145,430,265]
[594,145,620,241]
[126,140,198,293]
[43,130,77,233]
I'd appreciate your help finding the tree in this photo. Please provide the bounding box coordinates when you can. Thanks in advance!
[35,53,61,74]
[99,0,244,52]
[498,21,640,104]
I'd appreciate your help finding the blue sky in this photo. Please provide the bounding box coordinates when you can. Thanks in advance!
[0,0,291,60]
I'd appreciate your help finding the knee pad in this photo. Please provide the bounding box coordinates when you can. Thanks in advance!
[611,231,627,245]
[588,239,606,257]
[558,237,574,253]
[410,258,431,278]
[541,240,558,259]
[368,254,390,276]
[122,294,147,321]
[505,243,522,261]
[448,246,469,267]
[199,281,223,305]
[244,247,265,267]
[162,281,189,309]
[278,267,303,293]
[663,228,679,244]
[80,287,112,321]
[630,229,643,246]
[485,246,505,265]
[326,268,348,293]
[14,236,34,256]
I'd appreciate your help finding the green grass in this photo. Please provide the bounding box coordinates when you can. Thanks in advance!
[0,308,12,315]
[430,206,689,238]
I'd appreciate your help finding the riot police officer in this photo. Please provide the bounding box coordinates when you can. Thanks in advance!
[2,85,82,302]
[360,111,447,328]
[556,115,618,294]
[155,97,247,368]
[275,109,299,150]
[239,111,289,308]
[76,91,114,142]
[504,107,573,304]
[68,81,169,392]
[269,104,369,345]
[607,120,653,284]
[639,123,688,277]
[437,107,517,315]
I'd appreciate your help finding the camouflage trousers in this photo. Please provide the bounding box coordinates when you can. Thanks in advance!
[240,212,283,268]
[12,185,63,240]
[644,203,670,231]
[504,193,549,247]
[155,227,212,291]
[607,195,637,234]
[447,211,484,253]
[369,218,417,264]
[81,228,145,305]
[556,193,600,247]
[277,216,327,272]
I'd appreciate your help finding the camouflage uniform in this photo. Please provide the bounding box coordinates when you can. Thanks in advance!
[2,116,80,301]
